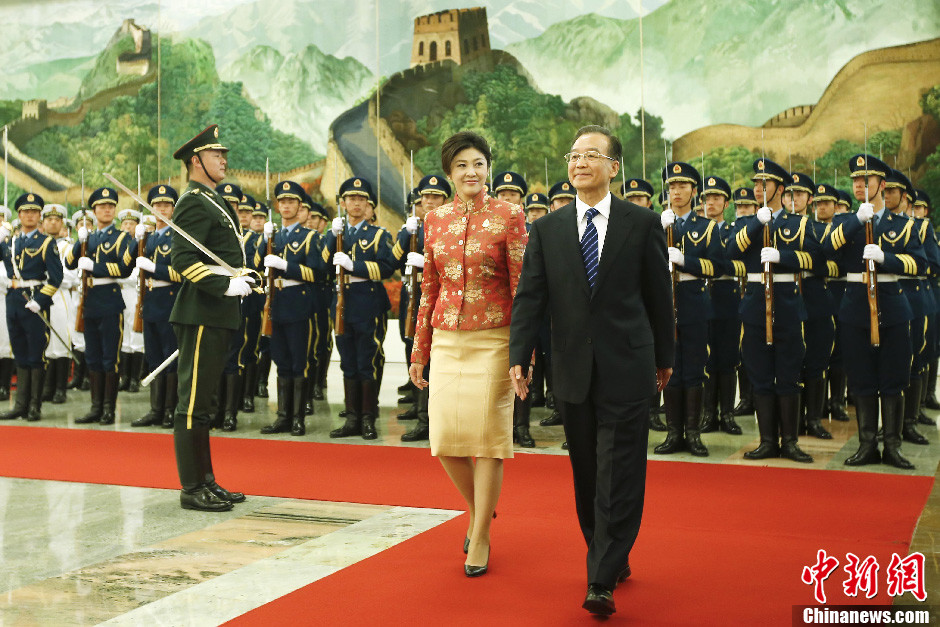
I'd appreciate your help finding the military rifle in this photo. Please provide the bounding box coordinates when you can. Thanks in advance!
[261,158,275,337]
[664,140,677,337]
[761,131,774,345]
[863,124,880,346]
[403,150,418,339]
[75,169,90,333]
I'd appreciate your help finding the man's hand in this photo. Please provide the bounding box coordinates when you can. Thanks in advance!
[409,362,428,390]
[333,251,353,272]
[863,243,885,264]
[656,367,673,392]
[510,364,532,399]
[757,206,772,224]
[405,216,419,234]
[660,209,676,230]
[77,257,94,272]
[759,247,780,264]
[0,224,11,241]
[135,257,156,274]
[24,299,40,314]
[406,251,424,269]
[264,254,288,271]
[856,202,874,224]
[77,226,89,243]
[224,276,255,297]
[667,247,684,267]
[134,224,148,241]
[331,217,344,236]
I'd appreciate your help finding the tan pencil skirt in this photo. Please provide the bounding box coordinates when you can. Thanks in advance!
[428,326,514,459]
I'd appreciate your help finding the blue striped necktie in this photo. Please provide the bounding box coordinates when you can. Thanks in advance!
[581,207,600,289]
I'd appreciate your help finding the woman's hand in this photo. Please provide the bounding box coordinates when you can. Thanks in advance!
[410,362,428,390]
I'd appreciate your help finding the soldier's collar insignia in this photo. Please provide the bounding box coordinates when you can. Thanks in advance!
[353,179,362,188]
[429,176,438,185]
[672,164,681,174]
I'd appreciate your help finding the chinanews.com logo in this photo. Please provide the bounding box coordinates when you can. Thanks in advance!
[794,550,932,626]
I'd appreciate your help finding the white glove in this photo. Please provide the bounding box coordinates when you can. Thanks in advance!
[264,254,288,271]
[757,206,772,224]
[77,256,94,272]
[24,299,40,314]
[405,216,419,234]
[760,247,781,264]
[263,221,275,237]
[863,243,885,264]
[77,226,89,243]
[135,256,156,274]
[224,276,255,297]
[331,217,345,236]
[0,224,9,241]
[333,251,354,272]
[667,247,684,267]
[660,209,676,229]
[856,202,874,224]
[406,251,425,269]
[134,224,148,240]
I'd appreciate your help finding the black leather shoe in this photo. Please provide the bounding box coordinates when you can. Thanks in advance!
[397,404,419,420]
[616,562,631,585]
[882,448,914,470]
[653,433,684,454]
[561,441,568,450]
[844,443,881,466]
[222,415,237,432]
[805,419,832,440]
[513,425,535,448]
[330,416,361,438]
[241,396,255,413]
[649,413,667,431]
[397,392,415,405]
[582,584,615,616]
[780,441,813,463]
[539,411,563,426]
[52,390,67,404]
[903,422,929,445]
[361,415,377,440]
[916,410,935,427]
[401,424,429,442]
[719,414,742,435]
[463,537,470,554]
[312,385,324,401]
[260,419,290,434]
[180,486,233,512]
[207,482,246,503]
[464,547,489,578]
[743,442,780,460]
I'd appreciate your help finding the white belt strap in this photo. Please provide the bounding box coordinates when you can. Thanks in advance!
[10,279,42,288]
[846,273,898,283]
[677,272,702,282]
[747,273,796,283]
[90,278,119,286]
[148,279,173,288]
[347,276,368,284]
[275,278,303,288]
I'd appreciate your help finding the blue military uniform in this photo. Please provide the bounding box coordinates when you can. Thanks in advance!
[324,177,395,440]
[822,154,926,470]
[257,180,326,437]
[0,193,63,422]
[132,184,182,429]
[235,193,265,416]
[65,187,135,425]
[914,190,940,414]
[728,158,822,463]
[304,198,333,405]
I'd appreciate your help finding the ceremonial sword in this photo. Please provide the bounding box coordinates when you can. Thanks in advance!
[142,349,179,387]
[20,293,77,361]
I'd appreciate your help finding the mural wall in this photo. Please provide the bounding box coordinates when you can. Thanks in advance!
[1,0,939,226]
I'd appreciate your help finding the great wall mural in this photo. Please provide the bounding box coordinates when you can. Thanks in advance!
[1,0,939,229]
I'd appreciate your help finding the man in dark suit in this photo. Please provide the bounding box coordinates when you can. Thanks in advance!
[509,125,674,616]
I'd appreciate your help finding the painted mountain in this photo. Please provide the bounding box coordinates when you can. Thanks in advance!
[506,0,940,136]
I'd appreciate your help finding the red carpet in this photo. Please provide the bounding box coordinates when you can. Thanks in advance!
[0,426,932,625]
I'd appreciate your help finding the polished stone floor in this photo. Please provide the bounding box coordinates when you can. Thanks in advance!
[2,332,940,623]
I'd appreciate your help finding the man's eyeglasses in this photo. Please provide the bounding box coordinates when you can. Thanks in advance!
[564,150,616,164]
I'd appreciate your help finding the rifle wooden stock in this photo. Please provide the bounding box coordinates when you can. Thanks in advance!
[763,223,774,345]
[667,225,678,337]
[865,221,880,346]
[261,233,275,337]
[75,239,89,333]
[335,228,346,335]
[132,232,149,333]
[403,227,419,339]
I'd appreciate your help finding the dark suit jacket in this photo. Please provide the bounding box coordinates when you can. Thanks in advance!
[509,194,674,404]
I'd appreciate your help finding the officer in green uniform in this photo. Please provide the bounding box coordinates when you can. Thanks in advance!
[170,125,252,512]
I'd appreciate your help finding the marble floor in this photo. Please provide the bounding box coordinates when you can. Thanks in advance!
[2,332,940,623]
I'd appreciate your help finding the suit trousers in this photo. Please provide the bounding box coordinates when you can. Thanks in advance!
[559,371,649,590]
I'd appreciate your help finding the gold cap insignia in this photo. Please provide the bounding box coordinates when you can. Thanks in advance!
[758,160,765,170]
[213,127,219,138]
[102,189,110,197]
[856,156,865,167]
[353,179,362,188]
[672,164,681,174]
[792,174,799,182]
[708,177,716,186]
[562,183,569,190]
[282,182,289,190]
[159,186,166,193]
[740,190,746,197]
[629,180,638,188]
[225,185,232,193]
[818,185,825,193]
[429,176,437,185]
[503,173,512,182]
[27,194,34,202]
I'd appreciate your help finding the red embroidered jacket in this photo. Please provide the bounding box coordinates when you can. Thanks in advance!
[411,189,528,365]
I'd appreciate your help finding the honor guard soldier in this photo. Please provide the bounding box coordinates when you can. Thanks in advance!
[40,204,75,404]
[118,208,145,393]
[67,209,96,393]
[217,183,243,213]
[699,176,745,435]
[0,205,12,401]
[0,193,63,421]
[325,177,394,440]
[621,178,655,208]
[549,180,576,212]
[913,190,940,414]
[522,191,552,408]
[131,184,181,429]
[236,193,264,416]
[836,189,853,214]
[297,192,329,414]
[493,171,527,206]
[66,187,135,425]
[308,199,334,403]
[731,187,759,416]
[247,200,273,402]
[729,158,822,463]
[783,172,835,440]
[885,169,933,445]
[821,154,926,469]
[655,162,723,457]
[170,124,248,511]
[257,180,325,436]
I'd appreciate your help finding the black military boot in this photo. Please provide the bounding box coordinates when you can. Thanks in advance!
[529,354,546,407]
[648,391,667,431]
[175,423,233,512]
[25,368,44,422]
[0,358,12,400]
[718,372,742,434]
[209,375,226,429]
[881,394,914,470]
[683,384,708,457]
[917,371,935,426]
[925,359,940,410]
[700,376,718,433]
[256,353,271,398]
[330,378,362,438]
[52,357,69,404]
[312,360,326,401]
[733,370,755,416]
[162,373,179,428]
[654,386,685,454]
[99,371,119,425]
[127,353,142,393]
[303,374,314,416]
[317,356,329,392]
[291,377,306,436]
[42,360,56,402]
[744,394,780,459]
[402,386,430,442]
[261,377,293,434]
[779,394,813,463]
[397,401,419,420]
[132,373,165,427]
[803,377,832,439]
[66,352,84,391]
[844,395,881,466]
[902,376,929,445]
[240,363,256,412]
[827,367,850,421]
[397,380,416,405]
[222,373,241,432]
[195,425,245,503]
[0,367,30,420]
[540,409,563,426]
[75,371,105,424]
[513,396,536,448]
[118,352,131,391]
[361,379,378,440]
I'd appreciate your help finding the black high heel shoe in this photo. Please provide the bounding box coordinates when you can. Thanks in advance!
[464,546,490,578]
[463,511,497,554]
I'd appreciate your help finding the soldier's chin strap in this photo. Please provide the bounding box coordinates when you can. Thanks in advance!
[196,153,220,186]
